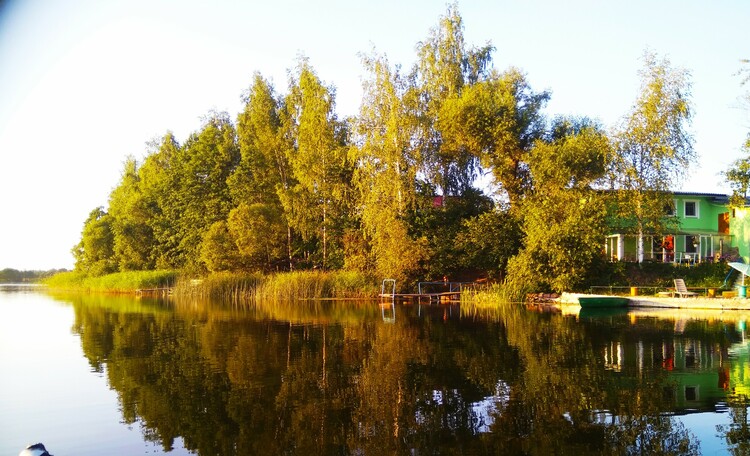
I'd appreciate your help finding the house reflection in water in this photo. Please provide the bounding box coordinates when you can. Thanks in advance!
[592,314,750,413]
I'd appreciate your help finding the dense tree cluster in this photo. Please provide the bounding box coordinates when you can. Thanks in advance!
[73,5,694,293]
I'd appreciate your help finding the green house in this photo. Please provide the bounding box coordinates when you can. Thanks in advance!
[604,192,745,263]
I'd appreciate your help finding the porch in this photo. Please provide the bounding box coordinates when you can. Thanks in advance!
[605,232,733,264]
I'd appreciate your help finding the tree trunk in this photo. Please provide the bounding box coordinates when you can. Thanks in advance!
[322,201,327,270]
[287,225,293,271]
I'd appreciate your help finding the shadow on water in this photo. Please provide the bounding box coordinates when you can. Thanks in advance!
[25,291,750,454]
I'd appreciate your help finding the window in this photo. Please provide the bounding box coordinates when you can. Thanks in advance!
[684,200,699,218]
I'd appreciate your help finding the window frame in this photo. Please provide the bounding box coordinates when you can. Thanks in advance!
[683,200,699,218]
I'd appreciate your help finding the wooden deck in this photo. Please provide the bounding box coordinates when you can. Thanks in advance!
[378,279,473,303]
[135,287,172,297]
[378,291,462,303]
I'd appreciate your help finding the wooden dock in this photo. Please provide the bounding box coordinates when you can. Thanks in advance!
[378,291,462,303]
[378,279,470,303]
[135,287,172,297]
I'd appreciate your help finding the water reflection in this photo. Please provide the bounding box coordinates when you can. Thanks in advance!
[12,291,750,453]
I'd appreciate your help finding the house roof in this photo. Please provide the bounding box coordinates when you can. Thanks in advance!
[671,191,730,204]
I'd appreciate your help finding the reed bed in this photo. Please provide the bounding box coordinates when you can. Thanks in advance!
[45,268,377,303]
[172,272,263,302]
[173,270,378,303]
[254,270,377,301]
[461,283,518,308]
[44,270,178,293]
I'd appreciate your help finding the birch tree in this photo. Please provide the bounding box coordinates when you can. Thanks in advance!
[353,52,425,282]
[281,61,351,269]
[409,3,493,196]
[610,51,694,263]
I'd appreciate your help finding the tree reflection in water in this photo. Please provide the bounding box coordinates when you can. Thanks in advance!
[57,293,750,454]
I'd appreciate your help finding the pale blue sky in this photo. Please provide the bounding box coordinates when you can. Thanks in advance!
[0,0,747,270]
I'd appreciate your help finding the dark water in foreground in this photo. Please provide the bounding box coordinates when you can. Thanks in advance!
[2,287,750,455]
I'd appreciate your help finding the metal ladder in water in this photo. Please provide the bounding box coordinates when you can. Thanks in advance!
[381,278,396,298]
[380,279,396,323]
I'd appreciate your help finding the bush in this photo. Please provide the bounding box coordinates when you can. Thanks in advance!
[591,261,732,289]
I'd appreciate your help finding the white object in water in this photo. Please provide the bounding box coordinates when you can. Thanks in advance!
[19,443,51,456]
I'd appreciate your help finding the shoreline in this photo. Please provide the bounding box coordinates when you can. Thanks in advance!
[559,292,750,310]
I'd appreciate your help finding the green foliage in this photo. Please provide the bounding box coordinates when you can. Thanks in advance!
[455,208,522,280]
[409,3,494,196]
[508,193,609,294]
[439,68,550,207]
[407,187,494,281]
[200,221,246,273]
[723,139,750,208]
[227,203,287,271]
[591,261,732,289]
[138,132,181,269]
[229,74,292,270]
[231,73,288,204]
[73,207,117,276]
[609,51,694,262]
[506,119,612,294]
[352,51,426,283]
[614,51,694,189]
[171,112,240,271]
[725,59,750,208]
[108,156,155,271]
[281,61,353,270]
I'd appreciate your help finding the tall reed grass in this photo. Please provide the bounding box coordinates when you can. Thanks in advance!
[254,270,376,301]
[172,272,263,302]
[461,283,518,308]
[45,268,377,302]
[44,270,178,293]
[172,270,378,303]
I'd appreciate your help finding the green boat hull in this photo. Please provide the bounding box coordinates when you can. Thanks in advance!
[578,296,630,308]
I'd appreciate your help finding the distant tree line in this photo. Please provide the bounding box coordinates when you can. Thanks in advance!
[0,268,67,283]
[72,5,695,294]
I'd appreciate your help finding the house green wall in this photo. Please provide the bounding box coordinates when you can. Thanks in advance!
[730,208,750,262]
[606,192,737,262]
[672,194,726,232]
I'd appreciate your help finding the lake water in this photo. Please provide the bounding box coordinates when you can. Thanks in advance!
[2,286,749,454]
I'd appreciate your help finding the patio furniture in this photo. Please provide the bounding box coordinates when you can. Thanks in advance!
[674,279,697,298]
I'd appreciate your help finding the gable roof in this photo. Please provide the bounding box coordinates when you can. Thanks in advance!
[671,191,731,205]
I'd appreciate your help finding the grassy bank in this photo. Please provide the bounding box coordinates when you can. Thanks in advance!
[44,270,178,293]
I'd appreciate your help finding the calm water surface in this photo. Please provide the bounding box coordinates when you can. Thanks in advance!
[2,286,750,454]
